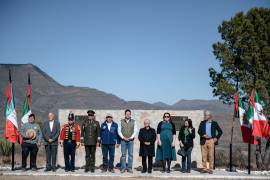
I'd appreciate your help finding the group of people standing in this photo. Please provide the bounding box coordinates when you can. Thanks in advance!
[20,109,222,174]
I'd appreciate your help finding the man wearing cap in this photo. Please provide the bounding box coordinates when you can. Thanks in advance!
[21,113,42,171]
[60,113,81,172]
[81,110,101,173]
[100,113,120,173]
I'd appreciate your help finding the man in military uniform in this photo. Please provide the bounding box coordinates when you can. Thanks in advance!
[60,113,80,172]
[81,110,101,173]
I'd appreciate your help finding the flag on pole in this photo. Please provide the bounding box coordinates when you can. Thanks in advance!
[4,70,22,144]
[249,88,270,138]
[234,82,239,118]
[21,74,31,124]
[238,98,258,144]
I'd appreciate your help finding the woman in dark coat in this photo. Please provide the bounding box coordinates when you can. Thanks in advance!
[138,119,156,173]
[178,119,195,173]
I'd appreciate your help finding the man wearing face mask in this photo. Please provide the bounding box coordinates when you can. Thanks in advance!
[60,112,81,172]
[81,110,100,173]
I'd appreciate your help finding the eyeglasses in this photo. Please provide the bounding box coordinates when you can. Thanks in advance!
[164,116,170,118]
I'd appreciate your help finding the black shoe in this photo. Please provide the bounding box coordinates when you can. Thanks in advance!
[180,169,186,173]
[52,168,57,172]
[148,170,152,174]
[44,168,51,172]
[91,169,95,173]
[85,169,89,172]
[161,169,165,173]
[141,170,147,173]
[200,169,208,173]
[71,169,75,172]
[109,169,115,173]
[166,169,171,173]
[186,170,191,173]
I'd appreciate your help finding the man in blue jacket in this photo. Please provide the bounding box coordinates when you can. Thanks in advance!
[100,113,120,173]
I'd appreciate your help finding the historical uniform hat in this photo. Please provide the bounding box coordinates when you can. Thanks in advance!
[68,113,75,121]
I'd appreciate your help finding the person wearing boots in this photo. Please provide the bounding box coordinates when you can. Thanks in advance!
[81,110,101,173]
[60,113,81,172]
[156,112,177,173]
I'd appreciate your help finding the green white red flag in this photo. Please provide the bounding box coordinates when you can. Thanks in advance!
[4,71,22,144]
[21,74,31,124]
[249,88,270,138]
[236,91,258,144]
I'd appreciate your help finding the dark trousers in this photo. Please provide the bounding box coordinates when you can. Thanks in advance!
[182,147,192,171]
[101,144,115,170]
[85,145,96,170]
[63,141,76,171]
[45,144,58,169]
[21,142,38,169]
[142,156,153,172]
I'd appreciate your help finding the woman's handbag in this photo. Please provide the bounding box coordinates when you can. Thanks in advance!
[177,146,186,157]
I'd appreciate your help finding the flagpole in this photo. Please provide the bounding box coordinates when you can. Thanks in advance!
[248,60,256,175]
[229,81,237,172]
[229,109,235,172]
[9,69,15,171]
[11,143,15,171]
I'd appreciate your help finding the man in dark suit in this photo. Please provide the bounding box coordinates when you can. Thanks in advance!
[42,112,60,172]
[198,110,222,174]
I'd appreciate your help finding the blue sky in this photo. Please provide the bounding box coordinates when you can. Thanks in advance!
[0,0,269,104]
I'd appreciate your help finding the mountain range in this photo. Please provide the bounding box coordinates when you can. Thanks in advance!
[0,64,231,118]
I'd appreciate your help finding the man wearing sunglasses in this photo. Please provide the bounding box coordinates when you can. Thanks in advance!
[81,110,101,173]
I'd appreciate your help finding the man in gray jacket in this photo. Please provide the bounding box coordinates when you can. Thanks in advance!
[21,113,42,171]
[42,112,60,172]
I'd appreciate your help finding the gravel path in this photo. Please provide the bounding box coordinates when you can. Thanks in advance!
[0,167,269,180]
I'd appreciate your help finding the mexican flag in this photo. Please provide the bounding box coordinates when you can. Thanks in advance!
[21,75,31,124]
[4,72,22,144]
[238,96,258,144]
[250,88,270,138]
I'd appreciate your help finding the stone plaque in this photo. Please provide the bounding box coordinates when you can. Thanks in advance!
[171,116,189,131]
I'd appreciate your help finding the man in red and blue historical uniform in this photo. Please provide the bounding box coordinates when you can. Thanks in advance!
[60,113,80,172]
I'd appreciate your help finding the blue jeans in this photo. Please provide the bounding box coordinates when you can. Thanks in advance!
[182,147,192,171]
[101,144,115,169]
[120,140,134,170]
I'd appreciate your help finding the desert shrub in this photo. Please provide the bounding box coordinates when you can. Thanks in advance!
[0,137,12,156]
